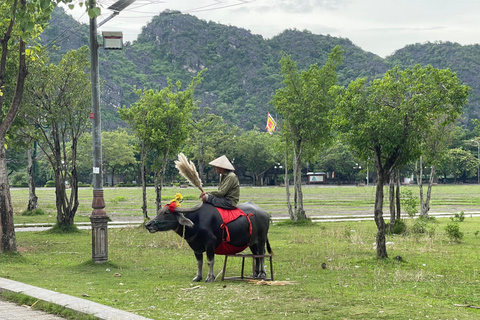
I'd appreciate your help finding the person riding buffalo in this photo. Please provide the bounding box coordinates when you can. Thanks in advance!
[199,155,239,209]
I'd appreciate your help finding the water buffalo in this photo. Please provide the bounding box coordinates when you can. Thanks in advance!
[145,201,271,282]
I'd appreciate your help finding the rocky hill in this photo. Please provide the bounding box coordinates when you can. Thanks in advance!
[43,7,480,130]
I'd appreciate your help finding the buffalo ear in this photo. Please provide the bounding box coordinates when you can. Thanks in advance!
[177,214,194,228]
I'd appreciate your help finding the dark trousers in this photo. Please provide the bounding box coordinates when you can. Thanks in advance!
[205,194,236,209]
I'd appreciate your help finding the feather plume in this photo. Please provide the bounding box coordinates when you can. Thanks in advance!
[175,153,204,192]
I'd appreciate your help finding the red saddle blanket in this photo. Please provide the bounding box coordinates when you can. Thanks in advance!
[214,207,252,255]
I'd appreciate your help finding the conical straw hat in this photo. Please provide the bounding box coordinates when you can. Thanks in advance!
[209,155,235,171]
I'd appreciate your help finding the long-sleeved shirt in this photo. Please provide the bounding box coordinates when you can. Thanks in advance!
[209,171,240,207]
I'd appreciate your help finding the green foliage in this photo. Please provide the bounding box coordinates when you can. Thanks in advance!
[44,180,55,187]
[387,219,407,235]
[110,196,127,204]
[234,128,281,185]
[410,219,427,234]
[401,188,419,217]
[450,211,466,222]
[438,148,477,182]
[275,218,316,227]
[46,223,80,234]
[21,208,46,216]
[444,222,464,242]
[11,172,27,186]
[272,47,343,220]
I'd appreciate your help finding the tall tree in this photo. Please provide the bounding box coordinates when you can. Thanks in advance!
[438,147,477,183]
[76,129,137,186]
[120,74,203,218]
[271,46,343,221]
[102,129,136,187]
[0,0,79,252]
[234,128,280,186]
[183,107,228,182]
[335,65,469,258]
[417,121,458,218]
[22,46,91,228]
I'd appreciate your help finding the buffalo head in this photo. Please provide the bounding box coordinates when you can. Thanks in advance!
[145,203,198,233]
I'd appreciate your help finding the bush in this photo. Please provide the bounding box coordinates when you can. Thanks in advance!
[110,196,127,204]
[411,219,427,234]
[450,211,465,222]
[21,208,47,216]
[45,180,55,187]
[387,219,407,235]
[78,182,91,187]
[11,172,27,186]
[444,223,463,242]
[401,188,418,217]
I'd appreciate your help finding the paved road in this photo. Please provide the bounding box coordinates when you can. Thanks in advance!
[0,299,65,320]
[0,277,152,320]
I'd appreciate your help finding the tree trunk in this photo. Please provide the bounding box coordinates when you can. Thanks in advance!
[0,141,17,252]
[389,174,395,229]
[293,141,307,220]
[422,165,436,219]
[27,143,38,211]
[0,35,28,252]
[374,167,388,259]
[284,145,294,220]
[395,169,401,220]
[417,157,426,217]
[140,142,148,220]
[111,167,116,187]
[155,169,162,213]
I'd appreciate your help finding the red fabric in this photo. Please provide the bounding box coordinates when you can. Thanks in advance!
[215,241,248,255]
[214,207,252,255]
[167,202,178,213]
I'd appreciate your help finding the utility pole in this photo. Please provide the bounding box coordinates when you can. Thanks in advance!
[89,0,135,263]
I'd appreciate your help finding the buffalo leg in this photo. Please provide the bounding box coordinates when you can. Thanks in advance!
[205,246,216,282]
[192,252,203,282]
[250,243,267,278]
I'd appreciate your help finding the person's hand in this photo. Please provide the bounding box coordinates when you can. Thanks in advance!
[199,192,208,202]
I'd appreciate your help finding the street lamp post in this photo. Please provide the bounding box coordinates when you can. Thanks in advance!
[471,140,480,184]
[89,0,135,263]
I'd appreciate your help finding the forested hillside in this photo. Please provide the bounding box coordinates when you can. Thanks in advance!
[43,7,480,131]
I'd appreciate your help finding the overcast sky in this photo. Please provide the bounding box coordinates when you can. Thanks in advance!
[62,0,480,58]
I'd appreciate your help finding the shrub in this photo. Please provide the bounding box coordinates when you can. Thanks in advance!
[444,223,463,242]
[401,188,418,217]
[78,182,91,187]
[450,211,465,222]
[110,196,127,204]
[11,172,27,186]
[45,180,55,187]
[387,219,407,235]
[410,219,427,234]
[21,208,47,216]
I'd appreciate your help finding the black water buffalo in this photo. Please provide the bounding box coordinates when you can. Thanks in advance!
[145,201,271,282]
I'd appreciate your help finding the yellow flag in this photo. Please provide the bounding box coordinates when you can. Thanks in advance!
[266,113,277,135]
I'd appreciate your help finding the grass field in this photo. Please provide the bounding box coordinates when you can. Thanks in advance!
[2,185,480,319]
[9,184,480,225]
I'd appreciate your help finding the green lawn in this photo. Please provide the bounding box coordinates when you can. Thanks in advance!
[10,184,480,225]
[2,185,480,319]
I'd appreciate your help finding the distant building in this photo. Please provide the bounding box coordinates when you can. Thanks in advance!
[307,172,326,184]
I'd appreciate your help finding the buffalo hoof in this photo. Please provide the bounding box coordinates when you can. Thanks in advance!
[205,275,215,283]
[192,276,202,282]
[254,271,266,279]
